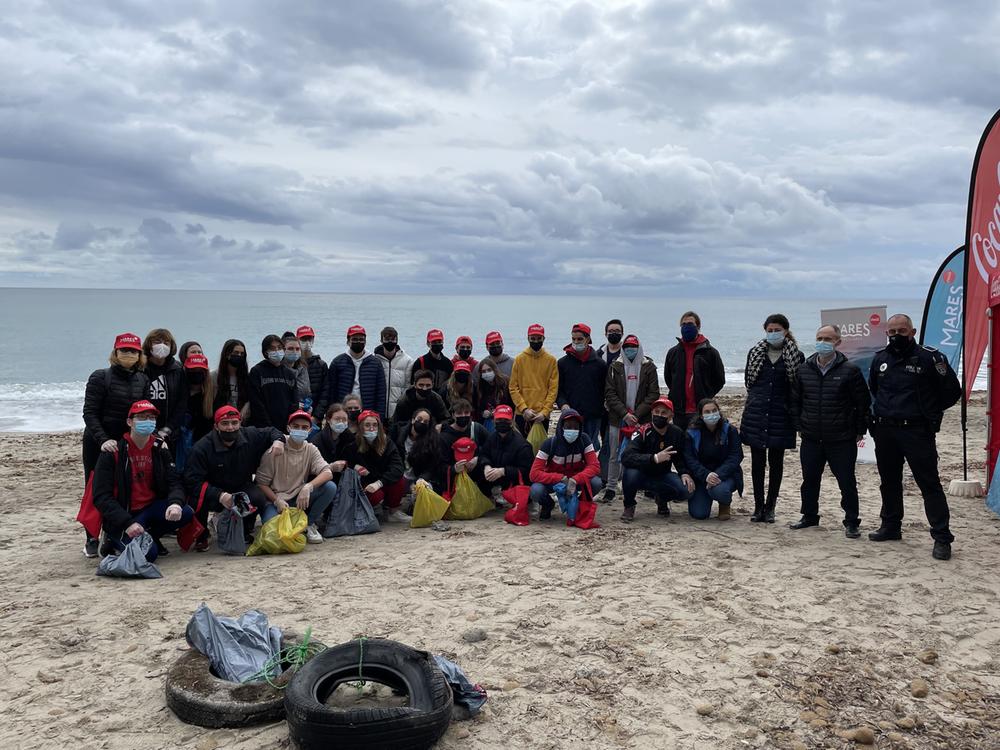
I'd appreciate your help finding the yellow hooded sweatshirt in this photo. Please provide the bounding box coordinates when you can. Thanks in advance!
[509,346,559,416]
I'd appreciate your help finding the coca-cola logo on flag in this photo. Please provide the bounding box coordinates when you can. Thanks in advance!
[970,160,1000,283]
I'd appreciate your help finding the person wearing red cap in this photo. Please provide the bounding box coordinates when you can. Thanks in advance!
[296,325,329,404]
[281,331,312,405]
[443,360,475,412]
[439,399,487,483]
[603,334,661,503]
[391,369,451,433]
[476,404,533,502]
[184,404,287,549]
[619,397,694,522]
[247,334,299,431]
[92,400,193,560]
[473,331,513,379]
[177,353,215,472]
[316,325,387,421]
[344,410,409,522]
[528,408,602,520]
[473,358,513,428]
[452,335,478,371]
[255,411,336,543]
[374,326,414,420]
[509,324,559,436]
[557,323,607,455]
[81,332,151,557]
[142,328,188,452]
[411,328,453,391]
[663,311,726,430]
[682,398,744,520]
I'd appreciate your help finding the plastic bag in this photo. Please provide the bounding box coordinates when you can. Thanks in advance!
[552,480,600,530]
[215,506,247,556]
[411,482,451,528]
[185,603,282,683]
[445,472,494,520]
[323,469,380,537]
[246,508,307,556]
[527,422,547,453]
[553,481,579,522]
[988,453,1000,517]
[433,655,488,717]
[96,532,162,579]
[502,484,531,526]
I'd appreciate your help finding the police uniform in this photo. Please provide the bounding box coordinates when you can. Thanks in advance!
[869,340,962,542]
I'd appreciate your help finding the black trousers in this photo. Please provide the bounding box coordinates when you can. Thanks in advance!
[873,424,953,543]
[750,446,785,505]
[799,437,859,525]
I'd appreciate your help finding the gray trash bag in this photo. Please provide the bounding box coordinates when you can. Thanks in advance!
[96,532,162,579]
[433,655,488,717]
[323,468,381,538]
[215,507,247,556]
[185,603,282,683]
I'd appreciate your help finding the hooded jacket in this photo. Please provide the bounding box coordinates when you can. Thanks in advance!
[663,337,726,415]
[557,345,608,420]
[145,357,187,439]
[184,426,283,508]
[791,352,871,442]
[604,346,661,424]
[509,346,559,416]
[473,352,513,379]
[529,409,600,486]
[375,344,414,420]
[319,349,387,419]
[83,365,151,445]
[247,360,298,430]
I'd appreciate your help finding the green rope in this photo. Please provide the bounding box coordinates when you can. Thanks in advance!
[244,626,326,689]
[351,636,368,692]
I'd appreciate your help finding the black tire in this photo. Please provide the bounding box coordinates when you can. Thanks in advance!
[165,635,324,728]
[284,638,453,750]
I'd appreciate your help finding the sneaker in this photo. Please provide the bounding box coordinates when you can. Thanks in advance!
[620,506,635,523]
[84,537,99,559]
[390,509,413,524]
[306,524,323,544]
[600,489,615,504]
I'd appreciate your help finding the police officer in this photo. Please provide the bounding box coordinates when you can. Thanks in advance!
[868,314,961,559]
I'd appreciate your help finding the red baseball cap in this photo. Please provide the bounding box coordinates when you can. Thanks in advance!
[287,410,313,424]
[214,405,241,424]
[453,360,472,373]
[452,436,477,461]
[184,354,209,370]
[114,332,142,351]
[347,325,366,338]
[572,323,592,337]
[527,324,545,337]
[494,404,514,420]
[427,328,444,343]
[128,400,160,417]
[296,325,316,339]
[456,335,472,347]
[651,397,674,413]
[485,331,503,345]
[623,334,640,347]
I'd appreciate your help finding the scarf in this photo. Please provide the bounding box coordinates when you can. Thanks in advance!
[745,337,801,388]
[623,344,644,410]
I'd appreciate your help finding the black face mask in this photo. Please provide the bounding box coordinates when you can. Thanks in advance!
[455,372,470,384]
[455,416,471,429]
[607,332,622,345]
[228,354,246,368]
[488,345,503,357]
[350,341,365,354]
[494,420,512,435]
[458,348,472,359]
[412,420,430,435]
[218,429,239,444]
[430,343,444,355]
[651,415,670,429]
[187,370,206,385]
[529,340,543,352]
[346,409,361,422]
[415,387,431,399]
[888,334,912,353]
[382,341,397,352]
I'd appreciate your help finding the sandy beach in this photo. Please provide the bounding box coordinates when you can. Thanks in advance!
[2,393,999,750]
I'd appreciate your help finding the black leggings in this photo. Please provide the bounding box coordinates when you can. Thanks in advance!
[750,446,785,505]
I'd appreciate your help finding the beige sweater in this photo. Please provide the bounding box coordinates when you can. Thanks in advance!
[255,440,328,502]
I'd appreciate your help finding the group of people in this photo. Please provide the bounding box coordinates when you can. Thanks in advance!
[81,311,962,563]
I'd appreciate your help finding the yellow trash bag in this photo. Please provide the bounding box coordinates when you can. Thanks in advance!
[444,472,494,521]
[246,507,308,556]
[410,482,451,528]
[527,422,548,453]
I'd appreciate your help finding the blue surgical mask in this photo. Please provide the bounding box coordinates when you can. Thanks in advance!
[134,419,157,436]
[623,347,639,361]
[572,342,587,353]
[815,341,836,356]
[288,428,309,442]
[363,430,378,443]
[267,350,285,363]
[702,412,721,425]
[284,351,301,364]
[680,322,698,342]
[331,422,349,434]
[765,331,785,347]
[563,428,580,443]
[481,370,495,383]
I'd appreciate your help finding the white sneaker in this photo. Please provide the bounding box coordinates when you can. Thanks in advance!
[390,509,412,523]
[306,524,323,544]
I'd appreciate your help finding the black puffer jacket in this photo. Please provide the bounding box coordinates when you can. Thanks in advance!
[145,357,187,438]
[740,351,804,450]
[83,365,151,444]
[305,354,329,408]
[792,353,871,442]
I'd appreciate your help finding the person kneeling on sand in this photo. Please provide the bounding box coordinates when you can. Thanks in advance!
[184,405,285,550]
[476,405,533,504]
[255,410,336,544]
[682,399,744,520]
[528,408,602,520]
[619,397,694,523]
[92,400,193,560]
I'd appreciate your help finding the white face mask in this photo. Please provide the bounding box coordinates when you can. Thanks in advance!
[151,343,171,359]
[481,370,495,383]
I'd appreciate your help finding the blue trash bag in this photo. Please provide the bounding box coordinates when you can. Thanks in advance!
[986,454,1000,517]
[433,655,488,717]
[553,481,579,522]
[96,532,162,579]
[185,603,283,683]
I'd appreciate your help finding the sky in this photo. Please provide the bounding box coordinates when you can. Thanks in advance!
[0,0,998,297]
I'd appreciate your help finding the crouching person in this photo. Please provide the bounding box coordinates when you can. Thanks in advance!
[476,405,533,504]
[184,405,285,549]
[93,400,193,560]
[619,397,694,522]
[347,410,410,523]
[683,398,744,520]
[256,410,336,544]
[528,408,602,520]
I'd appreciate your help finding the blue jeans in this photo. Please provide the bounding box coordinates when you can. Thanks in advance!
[621,468,689,508]
[111,499,195,562]
[688,478,736,520]
[529,476,603,510]
[259,480,337,527]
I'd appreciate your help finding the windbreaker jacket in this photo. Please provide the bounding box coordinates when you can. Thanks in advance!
[529,408,600,485]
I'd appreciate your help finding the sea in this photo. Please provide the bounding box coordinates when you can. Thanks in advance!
[0,288,954,432]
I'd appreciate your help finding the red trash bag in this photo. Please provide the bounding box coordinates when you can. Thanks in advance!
[76,473,102,539]
[572,499,600,529]
[502,484,531,527]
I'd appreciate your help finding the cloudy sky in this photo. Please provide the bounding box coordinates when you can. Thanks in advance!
[0,0,997,297]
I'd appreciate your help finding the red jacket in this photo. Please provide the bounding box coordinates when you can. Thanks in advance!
[528,408,601,485]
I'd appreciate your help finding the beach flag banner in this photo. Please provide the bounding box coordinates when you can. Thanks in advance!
[987,272,1000,487]
[820,305,887,464]
[919,245,965,373]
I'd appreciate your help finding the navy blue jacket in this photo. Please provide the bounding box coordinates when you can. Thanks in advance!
[741,351,803,450]
[556,347,608,420]
[684,421,744,493]
[319,353,387,418]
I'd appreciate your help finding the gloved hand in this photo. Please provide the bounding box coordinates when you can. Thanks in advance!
[565,477,577,496]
